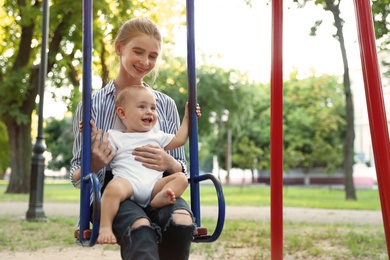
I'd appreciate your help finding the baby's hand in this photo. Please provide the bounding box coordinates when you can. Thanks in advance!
[79,121,83,132]
[195,103,201,118]
[184,102,202,118]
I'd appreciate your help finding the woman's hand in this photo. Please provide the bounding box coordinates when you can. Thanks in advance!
[90,121,114,172]
[132,144,181,173]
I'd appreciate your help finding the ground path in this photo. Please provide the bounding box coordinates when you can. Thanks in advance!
[0,201,383,225]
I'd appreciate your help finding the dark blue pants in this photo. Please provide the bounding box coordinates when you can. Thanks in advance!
[112,198,195,260]
[104,171,195,260]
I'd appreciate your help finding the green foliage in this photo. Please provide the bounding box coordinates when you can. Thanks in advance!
[0,182,382,210]
[155,52,346,173]
[283,75,345,172]
[372,0,390,79]
[232,136,263,170]
[0,122,10,174]
[44,116,74,170]
[372,0,390,50]
[1,0,351,192]
[155,57,262,170]
[0,0,186,193]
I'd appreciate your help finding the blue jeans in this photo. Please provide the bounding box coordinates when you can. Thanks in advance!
[112,197,196,260]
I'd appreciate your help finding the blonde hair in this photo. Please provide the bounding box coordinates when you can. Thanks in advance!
[114,18,162,82]
[115,86,154,109]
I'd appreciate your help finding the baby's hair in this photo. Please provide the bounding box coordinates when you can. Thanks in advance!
[115,86,154,108]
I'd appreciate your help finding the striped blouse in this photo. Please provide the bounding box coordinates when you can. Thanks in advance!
[69,80,187,188]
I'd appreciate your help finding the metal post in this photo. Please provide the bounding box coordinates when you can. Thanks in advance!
[353,0,390,256]
[225,129,232,183]
[26,0,49,222]
[186,0,202,227]
[79,0,93,244]
[270,0,283,258]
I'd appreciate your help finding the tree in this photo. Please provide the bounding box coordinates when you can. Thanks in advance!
[44,116,74,171]
[283,74,345,173]
[0,0,185,193]
[155,55,261,178]
[371,0,390,51]
[0,121,10,178]
[236,73,346,178]
[292,0,357,200]
[232,136,264,182]
[371,0,390,79]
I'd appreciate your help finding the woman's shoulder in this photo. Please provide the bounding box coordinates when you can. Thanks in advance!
[151,89,175,105]
[91,80,115,99]
[75,81,115,112]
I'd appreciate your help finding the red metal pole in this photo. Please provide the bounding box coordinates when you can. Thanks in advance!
[270,0,283,259]
[353,0,390,256]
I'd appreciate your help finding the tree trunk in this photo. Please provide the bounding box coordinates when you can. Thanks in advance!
[5,120,32,193]
[326,0,357,200]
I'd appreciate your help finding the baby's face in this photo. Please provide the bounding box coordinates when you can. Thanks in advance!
[120,89,158,133]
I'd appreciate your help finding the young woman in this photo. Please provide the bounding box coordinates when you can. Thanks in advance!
[70,17,195,260]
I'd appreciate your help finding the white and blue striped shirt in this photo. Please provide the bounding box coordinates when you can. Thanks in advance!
[70,80,187,188]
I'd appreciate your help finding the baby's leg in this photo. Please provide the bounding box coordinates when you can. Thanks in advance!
[98,178,133,244]
[150,172,188,208]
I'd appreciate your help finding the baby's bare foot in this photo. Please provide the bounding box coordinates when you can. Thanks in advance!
[150,188,176,208]
[97,227,117,244]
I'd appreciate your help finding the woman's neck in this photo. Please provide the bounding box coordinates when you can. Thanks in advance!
[114,75,143,92]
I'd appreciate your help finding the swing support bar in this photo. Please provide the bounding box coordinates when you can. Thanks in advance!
[76,0,225,247]
[186,0,226,243]
[353,0,390,256]
[77,0,99,247]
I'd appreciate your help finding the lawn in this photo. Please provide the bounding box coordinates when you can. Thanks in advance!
[0,180,387,259]
[0,180,382,210]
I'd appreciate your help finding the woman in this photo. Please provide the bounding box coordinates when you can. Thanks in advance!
[70,17,195,260]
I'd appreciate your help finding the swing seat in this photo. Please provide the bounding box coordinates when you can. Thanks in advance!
[76,172,224,245]
[75,226,208,241]
[74,172,212,244]
[74,229,93,240]
[194,227,208,237]
[189,173,225,243]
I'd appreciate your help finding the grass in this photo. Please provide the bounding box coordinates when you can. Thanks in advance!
[0,180,387,259]
[0,216,387,259]
[0,181,382,210]
[190,219,387,259]
[0,216,386,259]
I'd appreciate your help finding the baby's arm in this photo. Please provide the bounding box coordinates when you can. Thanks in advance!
[165,102,201,150]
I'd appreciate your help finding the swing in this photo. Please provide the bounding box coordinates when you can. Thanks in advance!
[74,0,225,246]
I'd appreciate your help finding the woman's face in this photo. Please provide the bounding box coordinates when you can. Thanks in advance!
[116,34,160,81]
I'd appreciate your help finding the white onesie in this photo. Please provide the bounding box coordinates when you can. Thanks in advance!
[108,128,174,207]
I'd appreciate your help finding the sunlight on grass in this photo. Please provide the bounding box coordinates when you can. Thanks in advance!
[0,181,387,259]
[0,182,382,210]
[183,184,381,210]
[190,219,387,259]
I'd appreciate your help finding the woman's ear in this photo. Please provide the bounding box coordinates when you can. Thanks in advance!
[115,42,122,55]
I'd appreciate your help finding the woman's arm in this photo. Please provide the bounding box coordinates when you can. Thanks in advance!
[70,104,114,187]
[133,144,184,173]
[133,91,187,175]
[69,103,83,187]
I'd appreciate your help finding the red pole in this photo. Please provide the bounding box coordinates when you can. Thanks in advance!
[353,0,390,256]
[270,0,283,259]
